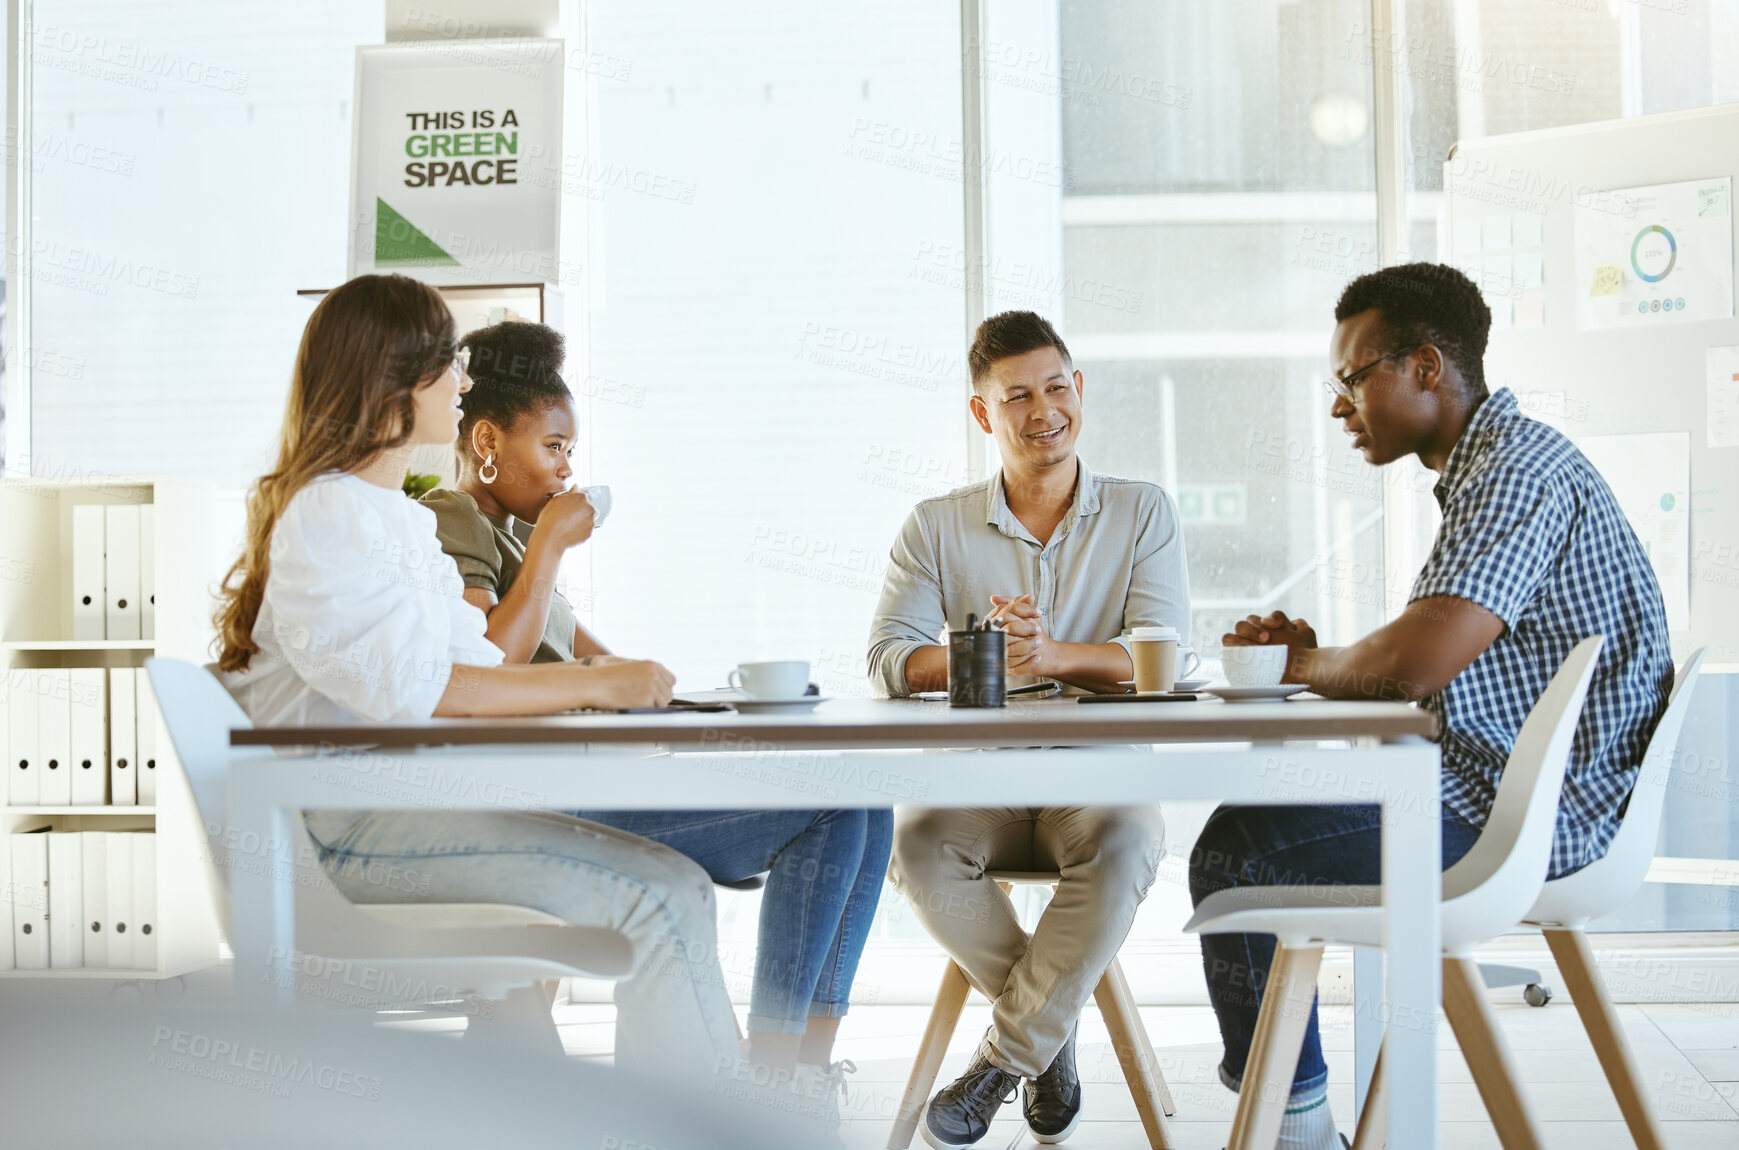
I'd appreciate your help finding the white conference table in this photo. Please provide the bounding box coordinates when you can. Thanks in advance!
[227,694,1444,1148]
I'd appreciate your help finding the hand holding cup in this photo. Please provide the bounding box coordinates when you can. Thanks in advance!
[533,489,597,550]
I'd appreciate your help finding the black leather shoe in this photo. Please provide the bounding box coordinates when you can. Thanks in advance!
[1022,1024,1082,1144]
[921,1042,1022,1149]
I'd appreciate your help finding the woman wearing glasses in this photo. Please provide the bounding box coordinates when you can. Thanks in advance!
[215,274,741,1083]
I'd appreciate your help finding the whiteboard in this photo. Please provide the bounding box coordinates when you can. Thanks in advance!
[1443,103,1739,667]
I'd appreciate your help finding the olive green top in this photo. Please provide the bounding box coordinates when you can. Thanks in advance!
[421,488,577,664]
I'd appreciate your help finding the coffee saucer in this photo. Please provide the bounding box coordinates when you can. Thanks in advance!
[729,696,829,714]
[1200,685,1309,703]
[1117,677,1212,692]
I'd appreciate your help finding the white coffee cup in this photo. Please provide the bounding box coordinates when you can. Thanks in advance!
[580,485,612,527]
[1174,645,1202,681]
[729,660,810,699]
[1220,645,1288,687]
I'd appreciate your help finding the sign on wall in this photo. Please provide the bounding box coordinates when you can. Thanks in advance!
[349,40,563,284]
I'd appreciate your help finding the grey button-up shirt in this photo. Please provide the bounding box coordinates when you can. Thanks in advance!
[867,458,1191,696]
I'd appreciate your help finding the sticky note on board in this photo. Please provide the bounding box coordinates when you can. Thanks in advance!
[1590,265,1624,297]
[1513,252,1544,290]
[1699,182,1729,219]
[1482,216,1511,251]
[1453,216,1481,256]
[1516,290,1546,328]
[1512,213,1544,248]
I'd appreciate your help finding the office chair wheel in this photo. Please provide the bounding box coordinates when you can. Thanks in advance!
[1523,982,1553,1007]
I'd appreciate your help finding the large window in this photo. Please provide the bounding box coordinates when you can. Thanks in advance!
[22,1,380,488]
[1031,0,1394,967]
[579,0,969,695]
[1059,0,1393,653]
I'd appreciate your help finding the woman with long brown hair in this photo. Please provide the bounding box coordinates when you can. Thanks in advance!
[215,273,740,1079]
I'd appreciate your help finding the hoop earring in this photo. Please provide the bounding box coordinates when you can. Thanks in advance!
[479,454,498,485]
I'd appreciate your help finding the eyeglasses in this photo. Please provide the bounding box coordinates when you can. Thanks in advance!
[1320,345,1418,401]
[447,346,472,380]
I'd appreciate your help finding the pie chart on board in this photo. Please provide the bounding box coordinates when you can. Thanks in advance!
[1630,224,1676,283]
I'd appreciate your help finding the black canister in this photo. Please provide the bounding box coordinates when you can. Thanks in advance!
[948,627,1006,708]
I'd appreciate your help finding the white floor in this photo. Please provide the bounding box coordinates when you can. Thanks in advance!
[545,995,1739,1149]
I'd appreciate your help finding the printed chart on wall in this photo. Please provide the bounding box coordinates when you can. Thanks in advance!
[1710,345,1739,448]
[1574,177,1733,330]
[1579,432,1690,631]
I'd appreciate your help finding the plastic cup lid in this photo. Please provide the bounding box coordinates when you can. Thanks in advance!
[1130,626,1179,641]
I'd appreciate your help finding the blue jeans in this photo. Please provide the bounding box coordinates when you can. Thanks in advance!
[1187,803,1485,1099]
[571,808,895,1035]
[302,808,742,1081]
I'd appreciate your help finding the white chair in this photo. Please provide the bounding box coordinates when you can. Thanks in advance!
[1476,647,1705,1150]
[1184,636,1605,1150]
[887,871,1179,1150]
[147,657,633,1050]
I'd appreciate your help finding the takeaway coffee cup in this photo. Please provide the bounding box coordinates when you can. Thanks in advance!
[1130,626,1183,693]
[1220,645,1288,687]
[728,660,810,699]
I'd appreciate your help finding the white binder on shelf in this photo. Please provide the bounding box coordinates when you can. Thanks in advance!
[81,832,108,968]
[36,670,72,807]
[136,672,158,807]
[11,831,50,970]
[0,824,11,967]
[72,504,106,641]
[109,668,137,806]
[0,821,11,970]
[140,504,156,641]
[132,833,156,971]
[105,832,135,969]
[48,832,84,969]
[103,505,142,641]
[8,669,40,806]
[69,669,107,806]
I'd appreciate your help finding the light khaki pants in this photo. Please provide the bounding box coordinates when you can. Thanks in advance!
[889,804,1165,1077]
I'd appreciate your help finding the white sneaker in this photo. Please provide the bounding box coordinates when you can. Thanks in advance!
[792,1058,858,1125]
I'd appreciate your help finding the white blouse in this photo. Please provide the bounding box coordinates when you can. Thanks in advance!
[224,473,505,727]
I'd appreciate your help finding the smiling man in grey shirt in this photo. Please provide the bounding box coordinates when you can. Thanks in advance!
[866,450,1191,695]
[869,311,1189,1149]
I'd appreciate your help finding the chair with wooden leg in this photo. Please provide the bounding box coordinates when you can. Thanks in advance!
[1497,647,1705,1150]
[1184,636,1606,1150]
[886,872,1179,1150]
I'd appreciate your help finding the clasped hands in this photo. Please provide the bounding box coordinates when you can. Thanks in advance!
[1221,609,1318,682]
[988,594,1059,677]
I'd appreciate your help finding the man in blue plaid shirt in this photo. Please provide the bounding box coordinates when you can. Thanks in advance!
[1188,262,1673,1150]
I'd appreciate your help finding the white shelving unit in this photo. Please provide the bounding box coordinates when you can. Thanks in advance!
[0,476,223,978]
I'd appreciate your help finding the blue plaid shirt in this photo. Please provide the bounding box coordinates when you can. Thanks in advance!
[1411,388,1673,877]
